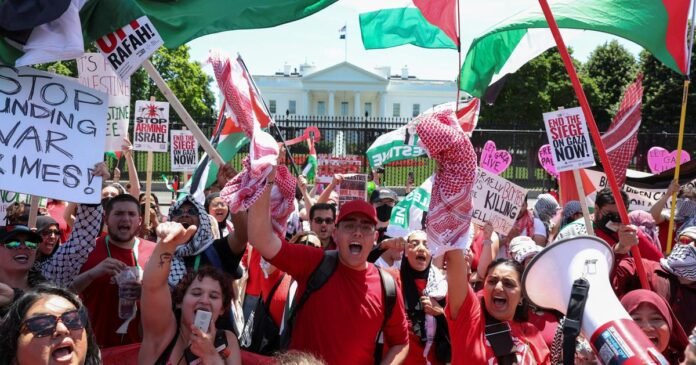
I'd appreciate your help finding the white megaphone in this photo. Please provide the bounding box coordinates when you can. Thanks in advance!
[523,236,668,365]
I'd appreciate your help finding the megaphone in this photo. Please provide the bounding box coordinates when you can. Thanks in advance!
[522,236,668,365]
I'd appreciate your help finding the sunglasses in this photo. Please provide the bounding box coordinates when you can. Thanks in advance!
[678,235,696,245]
[2,240,38,250]
[21,309,85,337]
[312,217,334,225]
[171,208,197,217]
[40,229,60,237]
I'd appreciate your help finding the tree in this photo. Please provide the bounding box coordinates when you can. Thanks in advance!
[582,40,637,130]
[479,48,600,130]
[639,48,696,133]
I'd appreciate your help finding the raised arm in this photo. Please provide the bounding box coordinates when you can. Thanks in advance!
[297,175,315,210]
[122,138,141,198]
[140,222,197,356]
[651,180,680,224]
[445,249,470,320]
[316,174,342,204]
[226,210,248,256]
[476,223,499,280]
[247,171,282,260]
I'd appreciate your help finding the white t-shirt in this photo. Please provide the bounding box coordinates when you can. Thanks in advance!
[533,218,547,238]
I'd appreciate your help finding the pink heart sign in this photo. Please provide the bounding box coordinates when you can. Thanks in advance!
[538,144,559,178]
[480,140,511,175]
[647,147,691,174]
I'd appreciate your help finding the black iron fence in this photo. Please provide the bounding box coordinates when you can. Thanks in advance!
[111,115,696,192]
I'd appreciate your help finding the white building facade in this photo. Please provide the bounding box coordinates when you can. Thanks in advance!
[252,62,458,118]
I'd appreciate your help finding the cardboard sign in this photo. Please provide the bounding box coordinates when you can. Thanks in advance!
[96,16,164,80]
[170,130,198,172]
[543,107,595,172]
[77,53,130,152]
[480,140,511,175]
[337,174,368,208]
[538,144,559,178]
[133,100,169,152]
[471,168,528,234]
[0,66,107,203]
[647,147,691,174]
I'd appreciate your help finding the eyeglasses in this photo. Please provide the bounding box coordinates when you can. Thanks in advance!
[678,235,695,245]
[171,208,197,217]
[2,240,38,250]
[338,221,375,234]
[21,309,85,337]
[312,217,334,225]
[40,229,60,237]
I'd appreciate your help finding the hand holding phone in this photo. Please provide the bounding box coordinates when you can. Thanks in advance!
[193,310,212,332]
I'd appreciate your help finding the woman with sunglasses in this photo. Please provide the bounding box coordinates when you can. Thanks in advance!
[0,284,101,365]
[34,216,62,267]
[0,225,45,316]
[613,226,696,336]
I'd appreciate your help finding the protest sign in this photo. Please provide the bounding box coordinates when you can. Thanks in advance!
[647,146,691,174]
[96,16,164,80]
[77,53,130,152]
[538,144,559,178]
[170,130,198,172]
[471,168,528,234]
[365,125,425,169]
[480,140,511,175]
[543,107,595,172]
[316,154,363,185]
[133,100,169,152]
[337,174,368,208]
[0,66,107,203]
[387,176,433,238]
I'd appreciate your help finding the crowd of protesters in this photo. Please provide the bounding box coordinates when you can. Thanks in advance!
[2,137,696,365]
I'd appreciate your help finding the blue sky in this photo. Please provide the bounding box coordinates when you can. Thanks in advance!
[187,0,649,81]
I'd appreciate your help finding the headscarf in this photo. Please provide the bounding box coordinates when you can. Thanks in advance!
[620,289,688,357]
[561,201,582,227]
[660,243,696,282]
[534,194,560,223]
[629,210,660,250]
[508,236,543,264]
[167,195,215,286]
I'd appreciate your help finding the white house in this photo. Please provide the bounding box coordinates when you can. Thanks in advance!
[252,62,458,118]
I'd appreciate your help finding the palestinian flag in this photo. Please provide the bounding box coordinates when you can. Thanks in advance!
[459,0,691,98]
[105,151,122,161]
[0,0,338,66]
[386,175,433,238]
[359,0,458,50]
[302,153,318,180]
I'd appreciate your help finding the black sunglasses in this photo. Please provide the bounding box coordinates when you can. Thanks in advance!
[312,217,334,225]
[21,309,85,337]
[171,208,197,217]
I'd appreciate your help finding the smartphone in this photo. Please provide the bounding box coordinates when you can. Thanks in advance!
[605,221,620,232]
[193,310,212,332]
[407,171,414,184]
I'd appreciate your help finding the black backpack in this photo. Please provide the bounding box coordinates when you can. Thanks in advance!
[239,273,286,355]
[280,251,397,362]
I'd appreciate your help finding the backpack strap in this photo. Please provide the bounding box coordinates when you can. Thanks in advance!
[373,267,397,363]
[264,273,286,312]
[279,251,339,350]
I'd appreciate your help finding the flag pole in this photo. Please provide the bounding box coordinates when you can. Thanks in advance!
[665,1,695,253]
[454,0,462,113]
[537,0,649,289]
[236,54,301,176]
[344,23,348,62]
[142,60,225,167]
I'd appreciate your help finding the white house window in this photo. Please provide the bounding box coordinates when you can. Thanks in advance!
[288,100,296,114]
[412,104,420,117]
[364,102,372,117]
[340,102,349,116]
[393,103,401,117]
[317,101,326,115]
[269,100,276,114]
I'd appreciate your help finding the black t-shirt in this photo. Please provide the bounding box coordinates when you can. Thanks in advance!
[182,236,244,279]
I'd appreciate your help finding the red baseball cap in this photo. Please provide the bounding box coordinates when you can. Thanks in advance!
[336,200,378,225]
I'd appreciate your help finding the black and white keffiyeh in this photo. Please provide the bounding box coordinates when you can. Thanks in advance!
[661,243,696,281]
[167,195,215,286]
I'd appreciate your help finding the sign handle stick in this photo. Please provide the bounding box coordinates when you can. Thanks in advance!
[27,196,40,229]
[665,80,690,253]
[572,169,594,236]
[143,96,156,229]
[142,60,224,167]
[538,0,649,289]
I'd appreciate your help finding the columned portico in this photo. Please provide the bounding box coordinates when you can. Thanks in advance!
[328,91,335,117]
[354,92,361,117]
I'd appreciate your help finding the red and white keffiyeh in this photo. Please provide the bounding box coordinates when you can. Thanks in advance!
[415,110,477,257]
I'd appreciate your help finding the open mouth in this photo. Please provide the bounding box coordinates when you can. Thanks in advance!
[646,335,658,346]
[51,343,75,362]
[415,254,427,263]
[348,243,362,255]
[492,295,507,309]
[13,254,29,264]
[117,224,131,233]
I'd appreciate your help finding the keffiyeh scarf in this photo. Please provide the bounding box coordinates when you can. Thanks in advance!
[168,195,215,286]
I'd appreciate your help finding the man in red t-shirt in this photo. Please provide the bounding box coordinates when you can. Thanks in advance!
[42,193,156,347]
[248,171,409,365]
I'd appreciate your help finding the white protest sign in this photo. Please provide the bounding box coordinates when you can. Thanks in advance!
[543,107,596,172]
[77,53,130,152]
[133,100,169,152]
[338,174,368,208]
[471,168,528,234]
[0,66,107,203]
[96,16,164,80]
[171,130,198,172]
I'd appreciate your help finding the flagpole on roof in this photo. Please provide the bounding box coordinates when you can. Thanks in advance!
[665,0,696,253]
[537,0,650,290]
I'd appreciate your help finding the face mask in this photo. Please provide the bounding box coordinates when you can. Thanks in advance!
[376,204,393,222]
[597,212,621,232]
